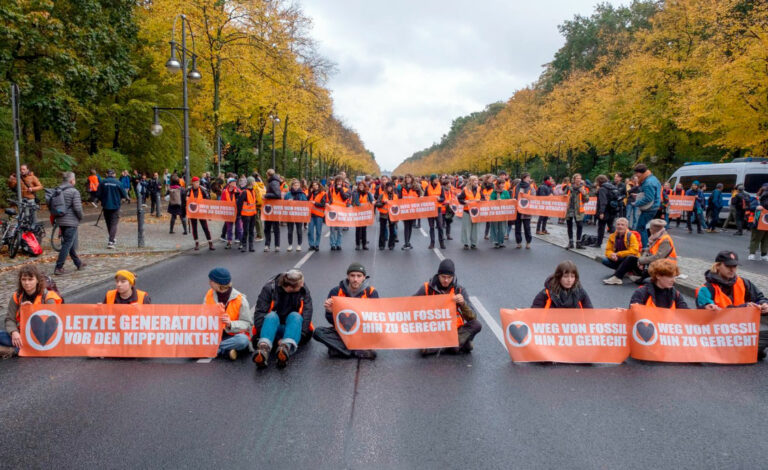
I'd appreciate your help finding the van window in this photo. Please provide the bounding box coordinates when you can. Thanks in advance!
[744,173,768,193]
[679,174,736,192]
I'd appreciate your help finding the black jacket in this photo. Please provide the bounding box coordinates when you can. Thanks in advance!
[265,174,282,199]
[531,277,593,309]
[597,182,617,216]
[537,183,552,197]
[254,273,314,343]
[630,281,688,309]
[325,278,379,324]
[414,275,476,321]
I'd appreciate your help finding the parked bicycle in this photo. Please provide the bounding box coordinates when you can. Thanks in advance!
[1,199,44,258]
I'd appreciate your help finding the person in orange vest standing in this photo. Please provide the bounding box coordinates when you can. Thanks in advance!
[328,176,350,251]
[414,259,481,355]
[87,168,101,207]
[457,175,482,250]
[375,182,398,250]
[398,174,422,250]
[307,181,326,251]
[564,173,590,249]
[423,174,446,250]
[205,267,252,360]
[1,265,63,358]
[531,261,593,309]
[187,176,215,251]
[696,251,768,360]
[284,179,307,252]
[352,180,373,250]
[629,259,688,308]
[314,262,379,359]
[103,270,150,304]
[237,177,260,253]
[220,177,240,249]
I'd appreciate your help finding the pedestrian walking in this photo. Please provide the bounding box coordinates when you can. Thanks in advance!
[97,169,127,249]
[167,175,187,235]
[52,172,86,275]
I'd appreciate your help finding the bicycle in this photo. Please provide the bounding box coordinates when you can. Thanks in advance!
[1,199,43,258]
[51,218,63,252]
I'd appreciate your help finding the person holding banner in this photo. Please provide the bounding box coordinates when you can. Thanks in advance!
[328,176,350,251]
[535,176,554,235]
[236,177,260,253]
[457,175,483,250]
[398,174,422,250]
[531,261,593,309]
[220,178,240,249]
[253,270,314,368]
[487,178,511,248]
[203,268,252,360]
[307,181,327,251]
[1,265,63,358]
[352,180,373,250]
[187,177,215,251]
[415,259,481,355]
[424,174,446,250]
[313,262,379,359]
[564,174,590,249]
[376,182,399,250]
[103,270,151,304]
[442,178,455,240]
[284,179,308,252]
[513,173,534,249]
[629,259,688,309]
[263,169,283,252]
[696,251,768,359]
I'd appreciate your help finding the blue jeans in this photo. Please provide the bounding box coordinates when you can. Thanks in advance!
[0,331,13,348]
[259,312,302,349]
[55,225,82,270]
[308,215,324,248]
[218,333,250,355]
[626,204,638,228]
[635,209,656,248]
[330,227,343,248]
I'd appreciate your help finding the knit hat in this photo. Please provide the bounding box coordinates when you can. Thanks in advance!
[191,176,200,182]
[227,178,236,184]
[430,173,438,181]
[649,219,667,229]
[115,270,136,286]
[347,262,366,276]
[437,259,455,276]
[208,267,231,285]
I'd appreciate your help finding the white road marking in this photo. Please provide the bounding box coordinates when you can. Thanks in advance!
[419,227,428,237]
[324,230,330,238]
[433,248,445,261]
[196,358,213,363]
[294,250,314,269]
[469,296,507,350]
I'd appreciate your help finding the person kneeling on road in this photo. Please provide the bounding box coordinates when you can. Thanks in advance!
[696,251,768,360]
[602,217,641,285]
[531,260,593,309]
[414,259,481,356]
[313,262,379,360]
[1,265,63,358]
[204,267,252,360]
[103,270,151,304]
[629,259,688,309]
[253,269,314,368]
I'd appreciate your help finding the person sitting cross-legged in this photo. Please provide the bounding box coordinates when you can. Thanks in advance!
[602,217,641,285]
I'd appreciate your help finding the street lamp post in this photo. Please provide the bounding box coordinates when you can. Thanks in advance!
[10,84,22,205]
[268,111,280,170]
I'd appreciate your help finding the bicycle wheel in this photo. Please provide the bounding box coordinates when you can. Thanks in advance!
[8,230,22,258]
[51,223,62,252]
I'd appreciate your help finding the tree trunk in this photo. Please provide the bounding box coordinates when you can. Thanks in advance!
[281,115,289,174]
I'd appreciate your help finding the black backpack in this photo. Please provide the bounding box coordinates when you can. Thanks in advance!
[605,185,622,214]
[45,187,67,217]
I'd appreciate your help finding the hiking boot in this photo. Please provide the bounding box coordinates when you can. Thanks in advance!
[428,243,435,249]
[439,242,446,249]
[252,342,270,369]
[354,350,377,360]
[228,349,238,361]
[276,342,292,368]
[576,242,584,249]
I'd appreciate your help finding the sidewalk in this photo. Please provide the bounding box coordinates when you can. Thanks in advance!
[532,224,768,298]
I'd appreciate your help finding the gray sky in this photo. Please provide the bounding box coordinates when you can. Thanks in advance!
[301,0,623,171]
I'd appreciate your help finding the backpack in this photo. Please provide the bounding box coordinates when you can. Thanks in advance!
[606,186,622,213]
[45,187,67,217]
[21,231,43,256]
[169,187,182,206]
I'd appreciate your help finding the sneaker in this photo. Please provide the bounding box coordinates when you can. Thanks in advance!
[516,244,522,249]
[463,245,469,250]
[762,255,768,261]
[274,247,280,252]
[252,342,270,369]
[276,342,291,368]
[263,246,270,252]
[296,246,302,252]
[228,349,238,361]
[526,243,531,249]
[627,274,641,283]
[90,202,98,208]
[749,254,757,260]
[107,242,115,249]
[602,276,623,285]
[219,236,227,242]
[287,246,293,252]
[226,243,232,250]
[470,245,477,250]
[255,237,264,242]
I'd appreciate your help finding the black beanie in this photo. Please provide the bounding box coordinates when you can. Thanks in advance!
[438,259,455,276]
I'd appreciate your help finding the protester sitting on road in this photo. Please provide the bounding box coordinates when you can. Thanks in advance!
[531,260,593,309]
[103,270,151,304]
[602,217,641,285]
[603,219,676,286]
[1,265,63,358]
[204,267,252,361]
[629,259,688,309]
[313,263,379,360]
[253,269,314,368]
[696,251,768,360]
[414,259,481,356]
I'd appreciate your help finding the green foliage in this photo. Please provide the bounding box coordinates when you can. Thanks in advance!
[80,148,131,173]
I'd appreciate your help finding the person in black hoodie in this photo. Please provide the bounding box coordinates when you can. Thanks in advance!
[629,259,688,308]
[313,262,379,359]
[252,269,313,368]
[531,260,593,308]
[414,259,482,355]
[514,173,534,249]
[595,174,618,247]
[263,169,283,252]
[535,176,554,235]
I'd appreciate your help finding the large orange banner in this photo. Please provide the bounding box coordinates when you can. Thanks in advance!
[19,304,222,358]
[332,295,458,350]
[628,305,759,364]
[467,200,517,222]
[261,200,312,223]
[186,199,237,222]
[583,199,597,215]
[324,204,375,227]
[500,308,630,364]
[757,210,768,231]
[667,195,696,219]
[448,197,464,218]
[516,195,569,218]
[387,196,439,221]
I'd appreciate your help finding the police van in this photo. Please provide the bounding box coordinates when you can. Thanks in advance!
[667,158,768,219]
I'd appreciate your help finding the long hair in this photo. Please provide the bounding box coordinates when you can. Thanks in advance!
[546,260,580,295]
[17,265,45,298]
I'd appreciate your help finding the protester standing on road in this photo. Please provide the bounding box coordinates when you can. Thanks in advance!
[531,260,593,308]
[457,175,482,250]
[535,176,554,235]
[307,181,326,251]
[489,178,511,249]
[252,269,314,368]
[564,173,590,249]
[1,265,63,358]
[352,180,373,250]
[695,251,768,360]
[187,176,214,251]
[376,181,398,250]
[398,174,422,250]
[236,177,259,253]
[632,164,662,248]
[424,174,446,250]
[167,175,187,235]
[103,270,150,304]
[284,179,307,252]
[53,172,85,275]
[263,169,282,252]
[629,259,688,309]
[328,176,350,251]
[220,177,239,249]
[730,184,749,236]
[685,181,707,234]
[706,183,724,232]
[441,178,455,240]
[7,163,43,225]
[313,262,379,359]
[204,267,252,361]
[97,169,127,249]
[513,172,534,249]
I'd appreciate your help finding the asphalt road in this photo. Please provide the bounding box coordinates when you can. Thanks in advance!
[2,221,767,469]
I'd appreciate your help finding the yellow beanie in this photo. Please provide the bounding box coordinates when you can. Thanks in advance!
[115,270,136,286]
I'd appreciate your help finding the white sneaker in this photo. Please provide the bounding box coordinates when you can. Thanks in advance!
[274,247,280,252]
[287,246,293,252]
[748,254,757,260]
[627,274,641,283]
[602,276,623,285]
[762,255,768,261]
[264,247,270,252]
[296,245,302,252]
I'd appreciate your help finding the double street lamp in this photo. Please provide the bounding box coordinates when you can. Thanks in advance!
[268,111,280,170]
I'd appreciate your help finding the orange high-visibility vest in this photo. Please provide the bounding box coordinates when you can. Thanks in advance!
[379,192,398,214]
[696,277,746,308]
[310,191,326,217]
[566,188,586,214]
[482,188,493,201]
[13,290,62,322]
[463,186,481,202]
[401,187,419,198]
[645,295,675,309]
[204,289,249,337]
[188,187,206,201]
[105,289,147,305]
[543,288,583,309]
[420,180,428,192]
[423,282,464,327]
[336,286,373,298]
[649,233,677,261]
[330,187,348,206]
[358,192,370,204]
[241,189,257,216]
[88,175,99,192]
[221,188,238,202]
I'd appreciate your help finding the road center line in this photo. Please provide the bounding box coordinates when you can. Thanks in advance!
[294,250,314,269]
[196,358,213,364]
[469,296,507,350]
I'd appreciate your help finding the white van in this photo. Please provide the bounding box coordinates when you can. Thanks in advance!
[667,158,768,218]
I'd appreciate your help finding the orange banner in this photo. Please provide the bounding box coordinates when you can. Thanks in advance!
[628,305,759,364]
[448,197,464,218]
[467,199,517,222]
[19,304,222,358]
[583,199,597,215]
[261,200,312,223]
[332,295,459,350]
[516,195,568,218]
[757,210,768,231]
[324,204,375,227]
[387,196,439,221]
[667,195,696,219]
[500,308,629,363]
[186,199,237,222]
